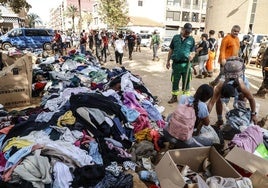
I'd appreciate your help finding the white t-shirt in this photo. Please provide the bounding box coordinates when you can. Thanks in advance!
[114,39,125,53]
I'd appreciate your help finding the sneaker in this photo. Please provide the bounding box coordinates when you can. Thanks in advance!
[209,81,217,87]
[253,93,266,99]
[196,75,203,79]
[214,120,224,127]
[168,95,177,104]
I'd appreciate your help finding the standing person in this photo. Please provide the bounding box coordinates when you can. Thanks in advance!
[93,30,103,62]
[125,31,136,60]
[195,33,209,79]
[214,31,225,72]
[254,47,268,98]
[88,30,94,52]
[61,31,67,55]
[206,30,217,77]
[101,31,109,63]
[71,32,79,49]
[135,33,141,52]
[209,25,241,87]
[114,33,125,65]
[150,30,160,61]
[166,23,196,103]
[79,32,87,54]
[52,30,63,55]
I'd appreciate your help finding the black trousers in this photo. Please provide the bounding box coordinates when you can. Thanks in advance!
[115,51,123,65]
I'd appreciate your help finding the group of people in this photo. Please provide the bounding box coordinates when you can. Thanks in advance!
[51,28,162,65]
[164,23,261,148]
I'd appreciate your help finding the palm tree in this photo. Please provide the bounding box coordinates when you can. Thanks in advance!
[65,5,78,32]
[78,0,82,32]
[27,13,42,28]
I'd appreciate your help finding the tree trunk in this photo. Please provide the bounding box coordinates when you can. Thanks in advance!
[78,0,82,32]
[72,16,75,32]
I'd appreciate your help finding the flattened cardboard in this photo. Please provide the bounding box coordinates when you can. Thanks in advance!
[225,146,268,175]
[250,171,268,188]
[0,55,33,108]
[156,147,241,188]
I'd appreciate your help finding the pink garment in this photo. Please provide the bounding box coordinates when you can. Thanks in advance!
[230,126,263,153]
[0,152,7,172]
[131,107,151,133]
[123,91,151,133]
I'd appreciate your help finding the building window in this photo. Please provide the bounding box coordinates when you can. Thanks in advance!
[183,0,191,9]
[93,4,98,13]
[167,0,181,6]
[182,11,190,21]
[166,11,181,21]
[192,12,199,22]
[250,1,257,24]
[94,17,98,25]
[192,0,200,9]
[201,14,206,22]
[138,0,143,6]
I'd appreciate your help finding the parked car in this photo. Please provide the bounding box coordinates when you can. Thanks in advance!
[161,37,172,51]
[0,28,54,50]
[250,34,267,58]
[140,34,152,47]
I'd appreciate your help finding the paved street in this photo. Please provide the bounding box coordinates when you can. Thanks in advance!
[104,46,267,127]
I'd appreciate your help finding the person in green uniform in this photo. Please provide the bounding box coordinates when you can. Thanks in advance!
[166,23,196,103]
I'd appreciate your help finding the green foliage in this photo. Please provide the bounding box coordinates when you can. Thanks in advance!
[27,13,42,28]
[65,5,78,31]
[98,0,129,30]
[0,0,31,13]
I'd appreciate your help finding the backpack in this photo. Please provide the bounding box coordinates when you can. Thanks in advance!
[208,38,217,51]
[167,100,196,141]
[224,56,245,80]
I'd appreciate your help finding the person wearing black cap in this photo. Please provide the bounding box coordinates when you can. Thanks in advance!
[166,23,196,103]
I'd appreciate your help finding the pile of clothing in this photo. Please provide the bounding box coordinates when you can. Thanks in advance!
[0,50,166,187]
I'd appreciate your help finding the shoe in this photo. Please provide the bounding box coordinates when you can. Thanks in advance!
[203,72,208,78]
[253,93,266,99]
[168,95,178,104]
[193,68,197,75]
[209,81,217,87]
[152,58,155,61]
[214,120,224,127]
[196,75,203,79]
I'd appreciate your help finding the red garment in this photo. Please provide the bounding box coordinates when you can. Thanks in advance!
[102,35,109,47]
[54,33,61,42]
[34,82,47,91]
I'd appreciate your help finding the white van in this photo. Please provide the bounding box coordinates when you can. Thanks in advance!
[250,34,267,58]
[140,34,152,47]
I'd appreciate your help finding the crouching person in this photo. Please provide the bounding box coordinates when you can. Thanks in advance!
[163,84,220,148]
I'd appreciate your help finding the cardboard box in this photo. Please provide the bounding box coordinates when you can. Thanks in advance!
[225,146,268,187]
[1,52,24,66]
[155,147,241,188]
[0,55,33,108]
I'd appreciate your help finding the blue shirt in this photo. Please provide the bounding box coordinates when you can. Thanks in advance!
[179,95,209,119]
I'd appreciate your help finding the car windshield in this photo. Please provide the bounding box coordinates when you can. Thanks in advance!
[164,37,172,42]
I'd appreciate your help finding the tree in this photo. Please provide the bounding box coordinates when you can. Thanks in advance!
[0,0,31,13]
[98,0,129,31]
[65,5,78,32]
[27,13,42,28]
[78,0,82,32]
